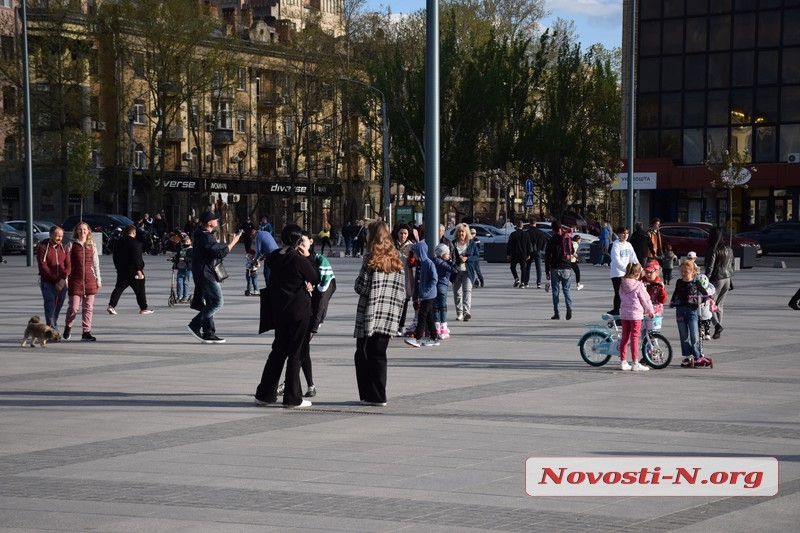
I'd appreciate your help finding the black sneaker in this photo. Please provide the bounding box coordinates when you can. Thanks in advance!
[186,324,205,343]
[81,332,96,341]
[62,326,71,340]
[566,308,573,321]
[202,334,226,344]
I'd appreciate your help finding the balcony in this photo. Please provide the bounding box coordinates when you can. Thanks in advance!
[212,128,234,145]
[257,133,281,149]
[257,93,286,109]
[157,125,185,142]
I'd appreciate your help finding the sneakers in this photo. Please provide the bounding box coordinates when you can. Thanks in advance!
[106,306,117,315]
[577,283,584,290]
[245,290,250,296]
[285,399,312,409]
[632,361,650,372]
[440,323,450,339]
[712,325,723,339]
[304,385,317,398]
[139,309,154,315]
[566,308,572,321]
[513,279,520,288]
[790,301,800,311]
[421,339,440,347]
[253,397,274,406]
[620,360,632,371]
[456,315,464,321]
[520,283,528,288]
[544,282,551,292]
[681,358,692,367]
[81,332,96,342]
[202,334,225,344]
[62,326,71,340]
[395,330,403,337]
[463,312,471,322]
[537,283,542,289]
[186,324,205,343]
[277,382,285,395]
[361,400,387,407]
[404,338,421,348]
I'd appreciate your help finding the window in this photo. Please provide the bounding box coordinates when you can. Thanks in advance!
[133,52,144,78]
[0,0,11,8]
[134,144,146,169]
[237,67,246,90]
[132,100,146,124]
[1,35,13,61]
[2,86,15,114]
[217,102,232,130]
[3,136,16,161]
[236,112,246,133]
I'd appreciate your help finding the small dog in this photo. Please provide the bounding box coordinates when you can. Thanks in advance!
[21,316,61,348]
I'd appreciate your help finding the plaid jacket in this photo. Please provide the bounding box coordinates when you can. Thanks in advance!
[353,264,405,338]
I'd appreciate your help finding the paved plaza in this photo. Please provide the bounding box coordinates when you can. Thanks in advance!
[0,248,799,532]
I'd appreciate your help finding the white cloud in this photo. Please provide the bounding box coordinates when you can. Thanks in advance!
[546,0,622,18]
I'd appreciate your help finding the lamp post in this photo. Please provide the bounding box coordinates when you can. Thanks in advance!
[339,77,391,227]
[127,109,135,219]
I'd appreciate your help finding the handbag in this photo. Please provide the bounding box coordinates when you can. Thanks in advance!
[211,258,229,282]
[259,287,275,333]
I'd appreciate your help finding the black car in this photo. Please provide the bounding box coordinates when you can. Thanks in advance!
[1,222,27,255]
[737,222,800,254]
[62,214,135,234]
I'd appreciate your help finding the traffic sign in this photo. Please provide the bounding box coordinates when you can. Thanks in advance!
[525,192,534,209]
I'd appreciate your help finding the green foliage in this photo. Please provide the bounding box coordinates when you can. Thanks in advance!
[65,130,102,217]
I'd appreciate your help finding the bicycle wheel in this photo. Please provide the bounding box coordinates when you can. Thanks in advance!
[641,332,672,369]
[579,331,613,367]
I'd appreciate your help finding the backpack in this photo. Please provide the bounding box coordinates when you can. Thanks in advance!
[559,230,573,262]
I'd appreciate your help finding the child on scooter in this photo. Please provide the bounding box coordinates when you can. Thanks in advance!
[618,262,655,372]
[670,260,710,367]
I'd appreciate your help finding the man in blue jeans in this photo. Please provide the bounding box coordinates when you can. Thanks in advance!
[544,220,574,320]
[187,211,242,344]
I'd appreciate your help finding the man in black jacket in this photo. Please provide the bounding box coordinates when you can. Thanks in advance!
[629,221,655,265]
[544,221,574,320]
[187,210,242,344]
[107,225,152,315]
[525,219,550,289]
[506,219,531,287]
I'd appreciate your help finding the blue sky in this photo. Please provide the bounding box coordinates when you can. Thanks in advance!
[362,0,623,50]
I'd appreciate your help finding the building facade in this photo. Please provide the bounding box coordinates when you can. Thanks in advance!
[622,0,800,231]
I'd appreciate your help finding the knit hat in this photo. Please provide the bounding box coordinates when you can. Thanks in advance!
[687,251,697,259]
[434,243,449,257]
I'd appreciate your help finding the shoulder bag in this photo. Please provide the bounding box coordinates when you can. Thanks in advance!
[211,258,229,282]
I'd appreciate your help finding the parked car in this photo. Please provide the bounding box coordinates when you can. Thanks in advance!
[5,220,56,248]
[736,222,800,255]
[659,222,762,259]
[0,222,27,255]
[62,214,135,234]
[444,223,512,256]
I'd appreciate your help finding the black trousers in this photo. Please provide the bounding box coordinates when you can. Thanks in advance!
[108,274,148,310]
[611,276,622,314]
[354,334,390,404]
[414,298,436,340]
[256,316,311,406]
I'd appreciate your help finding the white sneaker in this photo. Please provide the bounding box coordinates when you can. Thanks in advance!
[421,339,440,347]
[285,399,312,408]
[404,338,421,348]
[456,315,464,321]
[632,362,650,372]
[620,360,632,371]
[577,283,584,290]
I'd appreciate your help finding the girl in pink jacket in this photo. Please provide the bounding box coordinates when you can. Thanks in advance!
[618,262,655,372]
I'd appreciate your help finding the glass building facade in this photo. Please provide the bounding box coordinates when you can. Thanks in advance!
[626,0,800,228]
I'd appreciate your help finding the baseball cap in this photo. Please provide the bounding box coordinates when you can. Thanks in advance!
[644,260,660,273]
[470,228,477,235]
[687,251,697,259]
[199,210,219,224]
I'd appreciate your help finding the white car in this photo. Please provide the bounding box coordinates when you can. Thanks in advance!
[5,220,56,248]
[444,223,512,256]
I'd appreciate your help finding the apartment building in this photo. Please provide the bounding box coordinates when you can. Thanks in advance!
[622,0,800,231]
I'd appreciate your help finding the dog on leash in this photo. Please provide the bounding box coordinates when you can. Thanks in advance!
[21,316,61,348]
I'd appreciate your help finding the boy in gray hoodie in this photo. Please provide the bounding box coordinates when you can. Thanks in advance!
[405,241,439,347]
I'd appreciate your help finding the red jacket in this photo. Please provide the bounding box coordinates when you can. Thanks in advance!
[37,241,71,285]
[68,242,100,296]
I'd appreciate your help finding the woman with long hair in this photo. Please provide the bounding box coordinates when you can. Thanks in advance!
[254,224,320,408]
[353,221,406,406]
[392,223,416,335]
[450,223,480,321]
[704,226,734,339]
[63,222,102,341]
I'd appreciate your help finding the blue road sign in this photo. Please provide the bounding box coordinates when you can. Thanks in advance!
[525,179,534,193]
[525,192,534,209]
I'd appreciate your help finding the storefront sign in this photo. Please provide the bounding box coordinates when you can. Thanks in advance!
[612,172,658,190]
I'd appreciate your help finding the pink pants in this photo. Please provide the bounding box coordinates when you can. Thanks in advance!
[619,319,642,362]
[65,294,95,333]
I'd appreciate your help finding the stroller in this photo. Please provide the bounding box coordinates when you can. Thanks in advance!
[681,274,716,368]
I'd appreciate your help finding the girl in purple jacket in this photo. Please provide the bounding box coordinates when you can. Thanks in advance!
[618,262,655,372]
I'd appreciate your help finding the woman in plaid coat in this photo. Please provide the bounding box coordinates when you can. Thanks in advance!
[353,221,406,406]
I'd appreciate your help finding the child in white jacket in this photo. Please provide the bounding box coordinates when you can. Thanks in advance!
[618,262,655,372]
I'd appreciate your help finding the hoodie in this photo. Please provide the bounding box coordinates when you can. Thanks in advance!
[619,277,655,321]
[411,241,438,301]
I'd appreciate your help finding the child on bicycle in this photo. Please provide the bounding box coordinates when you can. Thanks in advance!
[619,262,655,372]
[670,260,710,367]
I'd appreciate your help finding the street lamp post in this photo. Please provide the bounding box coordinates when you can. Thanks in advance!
[339,78,391,227]
[127,110,135,219]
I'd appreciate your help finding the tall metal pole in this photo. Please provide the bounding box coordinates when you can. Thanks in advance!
[626,0,636,230]
[127,110,135,219]
[423,0,440,253]
[339,78,391,226]
[20,1,34,266]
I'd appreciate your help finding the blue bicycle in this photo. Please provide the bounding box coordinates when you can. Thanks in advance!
[577,314,673,369]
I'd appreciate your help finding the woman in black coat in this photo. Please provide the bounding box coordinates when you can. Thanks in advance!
[254,224,320,408]
[704,227,734,339]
